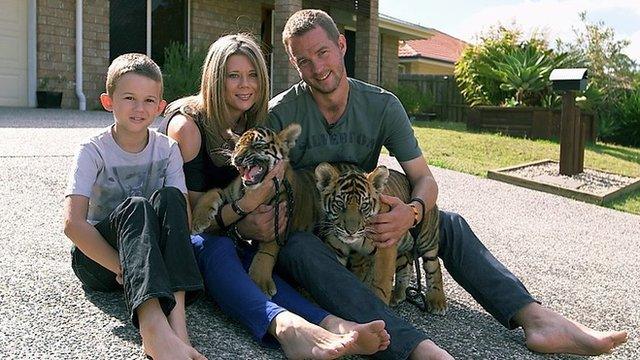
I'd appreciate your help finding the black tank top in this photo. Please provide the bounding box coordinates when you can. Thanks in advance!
[158,114,238,192]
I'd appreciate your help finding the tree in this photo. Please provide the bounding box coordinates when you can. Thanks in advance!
[455,24,566,107]
[555,12,638,144]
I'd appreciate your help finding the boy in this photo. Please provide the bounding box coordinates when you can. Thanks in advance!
[63,53,205,360]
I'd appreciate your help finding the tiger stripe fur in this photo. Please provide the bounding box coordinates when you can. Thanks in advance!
[314,163,447,314]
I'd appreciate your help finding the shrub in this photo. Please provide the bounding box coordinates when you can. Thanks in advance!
[600,88,640,147]
[162,42,207,103]
[393,84,434,116]
[455,24,567,107]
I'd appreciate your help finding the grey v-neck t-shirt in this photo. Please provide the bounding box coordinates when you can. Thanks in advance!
[267,78,421,172]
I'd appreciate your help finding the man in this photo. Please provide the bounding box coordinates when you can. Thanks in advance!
[242,8,627,359]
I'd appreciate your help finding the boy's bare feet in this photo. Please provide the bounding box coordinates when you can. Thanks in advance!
[319,315,390,354]
[271,311,358,359]
[139,299,207,360]
[167,292,191,345]
[409,339,453,360]
[516,303,628,355]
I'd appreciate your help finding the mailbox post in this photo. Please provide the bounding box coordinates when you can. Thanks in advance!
[549,68,588,176]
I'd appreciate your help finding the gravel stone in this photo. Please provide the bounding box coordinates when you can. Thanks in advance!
[1,107,638,360]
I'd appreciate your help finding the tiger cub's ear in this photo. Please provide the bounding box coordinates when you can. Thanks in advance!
[367,166,389,193]
[226,128,241,144]
[279,123,302,150]
[315,162,339,193]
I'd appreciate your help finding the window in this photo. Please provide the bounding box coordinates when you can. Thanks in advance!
[109,0,188,67]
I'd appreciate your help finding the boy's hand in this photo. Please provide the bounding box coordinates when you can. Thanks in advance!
[115,270,123,285]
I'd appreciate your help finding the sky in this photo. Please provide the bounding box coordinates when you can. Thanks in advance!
[379,0,640,62]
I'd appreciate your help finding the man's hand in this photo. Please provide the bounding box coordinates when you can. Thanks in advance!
[236,201,288,242]
[369,194,414,248]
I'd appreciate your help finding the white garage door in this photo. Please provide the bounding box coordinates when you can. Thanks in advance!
[0,0,28,107]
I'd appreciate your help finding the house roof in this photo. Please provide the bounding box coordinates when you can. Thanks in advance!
[379,13,436,40]
[398,30,468,64]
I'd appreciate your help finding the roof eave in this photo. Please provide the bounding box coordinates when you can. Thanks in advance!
[379,13,436,40]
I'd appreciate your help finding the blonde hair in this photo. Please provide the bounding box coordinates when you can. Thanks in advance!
[200,33,268,135]
[105,53,163,97]
[282,9,340,51]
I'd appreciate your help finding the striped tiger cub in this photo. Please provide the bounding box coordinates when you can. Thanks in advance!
[314,163,446,314]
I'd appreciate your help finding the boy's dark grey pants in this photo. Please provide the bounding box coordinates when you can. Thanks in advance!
[276,210,536,360]
[71,187,203,327]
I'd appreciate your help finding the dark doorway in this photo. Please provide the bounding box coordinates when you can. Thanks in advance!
[344,30,356,77]
[109,0,146,62]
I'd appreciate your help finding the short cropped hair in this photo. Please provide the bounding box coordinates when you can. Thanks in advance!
[282,9,340,51]
[105,53,163,97]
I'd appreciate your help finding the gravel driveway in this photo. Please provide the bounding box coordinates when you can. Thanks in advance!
[0,107,637,359]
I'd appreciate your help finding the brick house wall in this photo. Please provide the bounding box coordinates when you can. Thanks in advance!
[33,0,390,109]
[37,0,108,110]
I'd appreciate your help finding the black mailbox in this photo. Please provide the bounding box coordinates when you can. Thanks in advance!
[549,68,588,91]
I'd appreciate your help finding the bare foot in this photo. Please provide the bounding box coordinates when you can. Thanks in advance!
[409,339,453,360]
[320,315,390,354]
[271,311,357,359]
[141,320,207,360]
[516,303,628,355]
[138,299,207,360]
[167,293,191,346]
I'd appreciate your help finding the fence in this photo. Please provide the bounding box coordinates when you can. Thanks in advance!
[398,74,468,122]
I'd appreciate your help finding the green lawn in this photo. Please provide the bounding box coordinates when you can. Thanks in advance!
[410,121,640,215]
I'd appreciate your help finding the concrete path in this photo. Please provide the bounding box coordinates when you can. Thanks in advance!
[0,107,637,359]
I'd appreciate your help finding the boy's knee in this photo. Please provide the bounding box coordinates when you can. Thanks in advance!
[120,196,153,215]
[193,234,236,262]
[151,186,185,207]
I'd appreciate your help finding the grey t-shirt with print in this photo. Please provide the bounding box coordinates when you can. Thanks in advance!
[65,126,187,225]
[266,78,421,172]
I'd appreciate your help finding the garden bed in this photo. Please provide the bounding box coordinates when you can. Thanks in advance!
[488,159,640,204]
[467,106,597,142]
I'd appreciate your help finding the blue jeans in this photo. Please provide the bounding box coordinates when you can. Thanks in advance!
[275,211,536,360]
[190,233,329,345]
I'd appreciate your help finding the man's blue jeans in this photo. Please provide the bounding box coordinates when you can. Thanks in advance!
[276,210,536,359]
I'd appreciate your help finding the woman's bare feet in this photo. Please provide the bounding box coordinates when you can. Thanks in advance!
[271,311,358,359]
[319,315,390,354]
[409,339,453,360]
[138,299,207,360]
[516,303,628,355]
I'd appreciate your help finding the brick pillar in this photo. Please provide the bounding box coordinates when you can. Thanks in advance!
[272,0,302,96]
[354,0,379,85]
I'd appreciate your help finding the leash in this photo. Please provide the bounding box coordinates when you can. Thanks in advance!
[405,225,428,311]
[272,177,294,247]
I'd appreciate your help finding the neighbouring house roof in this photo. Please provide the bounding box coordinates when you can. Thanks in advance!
[379,13,436,40]
[398,30,468,64]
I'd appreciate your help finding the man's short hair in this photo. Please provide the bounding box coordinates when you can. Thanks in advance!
[282,9,340,50]
[105,53,163,97]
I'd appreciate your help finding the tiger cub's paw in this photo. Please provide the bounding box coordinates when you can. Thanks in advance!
[191,191,224,234]
[390,289,407,307]
[426,290,447,315]
[248,256,278,298]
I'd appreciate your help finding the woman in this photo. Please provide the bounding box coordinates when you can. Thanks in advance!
[161,33,390,359]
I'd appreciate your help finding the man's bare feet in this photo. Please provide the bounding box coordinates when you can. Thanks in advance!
[409,339,453,360]
[516,303,628,355]
[319,315,390,354]
[271,311,358,359]
[138,299,207,360]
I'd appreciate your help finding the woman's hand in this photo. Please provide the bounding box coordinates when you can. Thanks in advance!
[236,202,288,242]
[238,160,286,212]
